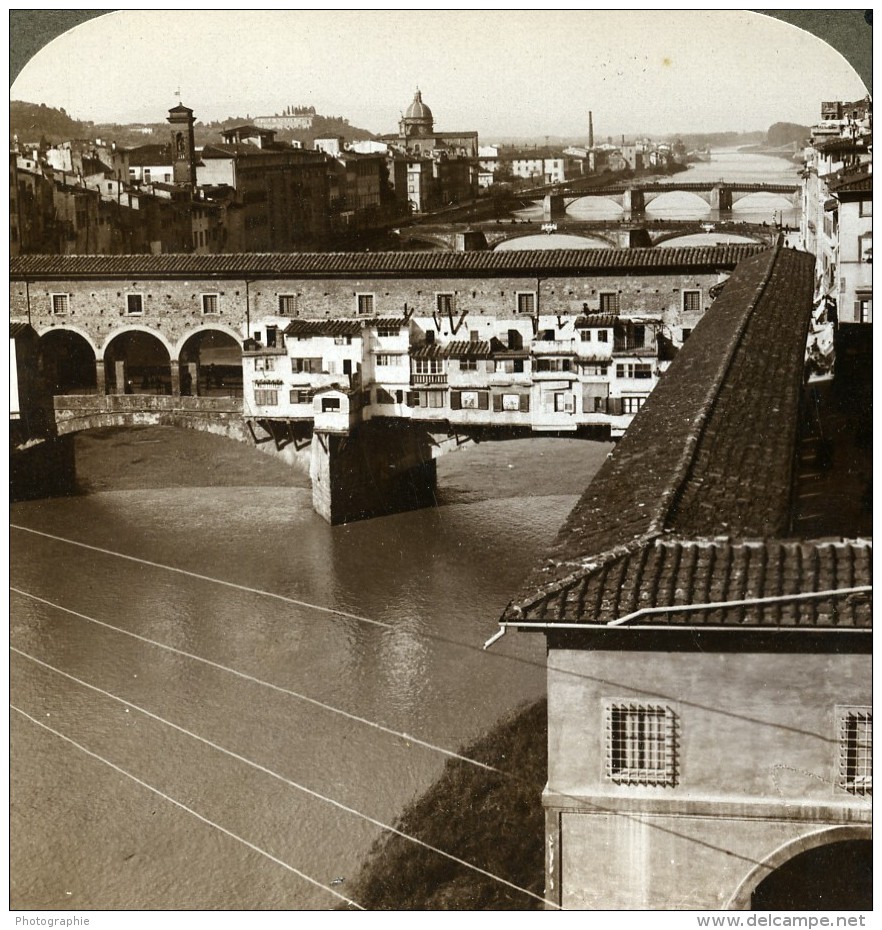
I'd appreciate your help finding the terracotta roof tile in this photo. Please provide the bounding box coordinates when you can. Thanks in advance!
[501,245,862,632]
[10,245,764,281]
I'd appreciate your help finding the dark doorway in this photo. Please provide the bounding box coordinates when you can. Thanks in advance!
[751,840,871,910]
[179,330,243,397]
[39,330,97,394]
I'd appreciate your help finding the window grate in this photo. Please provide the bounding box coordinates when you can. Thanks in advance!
[606,703,677,786]
[839,709,872,795]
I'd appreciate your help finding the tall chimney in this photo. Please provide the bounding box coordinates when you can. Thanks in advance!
[588,111,594,150]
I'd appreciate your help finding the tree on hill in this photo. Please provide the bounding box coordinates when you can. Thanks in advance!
[11,100,92,142]
[766,122,810,148]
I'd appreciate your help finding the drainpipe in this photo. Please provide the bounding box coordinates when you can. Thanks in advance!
[25,280,31,326]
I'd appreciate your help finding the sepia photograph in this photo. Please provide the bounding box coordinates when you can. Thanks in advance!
[8,8,872,917]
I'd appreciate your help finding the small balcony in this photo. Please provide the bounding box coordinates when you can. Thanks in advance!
[531,338,577,355]
[411,373,448,386]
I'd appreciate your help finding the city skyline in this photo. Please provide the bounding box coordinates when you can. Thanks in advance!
[11,10,869,140]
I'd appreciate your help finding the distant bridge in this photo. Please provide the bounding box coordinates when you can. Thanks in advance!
[546,182,800,215]
[395,219,781,251]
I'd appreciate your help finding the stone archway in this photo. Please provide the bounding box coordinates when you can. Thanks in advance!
[727,826,872,910]
[104,329,172,395]
[178,327,243,397]
[38,328,98,394]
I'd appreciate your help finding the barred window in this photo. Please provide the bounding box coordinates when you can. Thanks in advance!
[278,295,298,315]
[51,293,70,315]
[839,709,872,795]
[202,293,219,315]
[599,292,620,313]
[683,290,701,313]
[126,293,144,316]
[606,703,677,786]
[357,293,375,315]
[516,292,536,315]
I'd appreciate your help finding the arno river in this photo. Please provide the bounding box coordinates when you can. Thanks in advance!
[10,148,802,910]
[11,429,609,909]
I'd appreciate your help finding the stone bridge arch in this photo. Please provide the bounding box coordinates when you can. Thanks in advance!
[491,230,617,250]
[100,323,176,361]
[37,324,101,395]
[725,824,872,910]
[173,322,243,359]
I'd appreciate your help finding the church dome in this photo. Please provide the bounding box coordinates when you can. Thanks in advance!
[405,88,433,122]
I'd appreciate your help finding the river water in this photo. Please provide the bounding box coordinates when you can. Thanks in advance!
[506,148,802,249]
[10,430,610,910]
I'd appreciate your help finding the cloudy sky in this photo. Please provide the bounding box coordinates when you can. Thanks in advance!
[11,10,869,139]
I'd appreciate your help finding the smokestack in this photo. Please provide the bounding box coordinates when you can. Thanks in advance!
[589,111,594,150]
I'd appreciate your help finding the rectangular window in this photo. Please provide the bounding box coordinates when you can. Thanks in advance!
[616,363,653,379]
[202,293,219,315]
[436,293,454,313]
[126,294,143,316]
[535,358,573,373]
[51,293,70,315]
[290,389,311,404]
[553,393,575,413]
[859,234,872,263]
[253,389,278,406]
[413,359,444,374]
[597,330,609,343]
[622,396,645,414]
[254,357,275,372]
[682,290,701,313]
[681,328,692,341]
[357,293,375,314]
[278,295,298,315]
[459,358,478,372]
[291,358,322,374]
[606,703,677,786]
[377,328,398,338]
[839,709,872,795]
[321,397,341,412]
[516,292,536,315]
[860,199,872,217]
[334,335,353,345]
[376,354,402,366]
[580,330,592,342]
[855,295,872,324]
[599,292,620,313]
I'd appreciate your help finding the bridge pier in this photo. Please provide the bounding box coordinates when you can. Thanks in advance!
[710,185,733,213]
[543,194,567,220]
[95,359,106,395]
[622,188,645,216]
[310,421,438,525]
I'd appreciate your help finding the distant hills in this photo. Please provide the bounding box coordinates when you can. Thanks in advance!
[11,100,93,142]
[11,100,377,149]
[12,100,811,153]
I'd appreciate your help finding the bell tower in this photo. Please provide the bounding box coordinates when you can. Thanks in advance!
[167,103,197,187]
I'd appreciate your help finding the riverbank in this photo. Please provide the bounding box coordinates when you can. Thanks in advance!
[346,699,547,909]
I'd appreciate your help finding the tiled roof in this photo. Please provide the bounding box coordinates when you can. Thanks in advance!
[10,245,764,281]
[411,340,492,359]
[574,314,618,328]
[502,244,847,630]
[283,319,362,337]
[10,322,34,338]
[367,318,409,330]
[125,144,172,166]
[511,538,872,627]
[829,169,872,194]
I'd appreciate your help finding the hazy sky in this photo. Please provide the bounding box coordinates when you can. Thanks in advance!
[11,10,868,139]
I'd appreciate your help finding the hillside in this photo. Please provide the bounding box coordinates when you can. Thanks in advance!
[11,100,92,142]
[346,699,547,910]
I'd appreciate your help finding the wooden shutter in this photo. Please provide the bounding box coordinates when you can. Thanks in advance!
[477,392,489,410]
[493,393,503,412]
[519,394,530,412]
[450,391,462,410]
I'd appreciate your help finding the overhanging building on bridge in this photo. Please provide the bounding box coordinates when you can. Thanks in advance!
[11,244,766,521]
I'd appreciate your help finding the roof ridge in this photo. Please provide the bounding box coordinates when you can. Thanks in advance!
[651,237,784,536]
